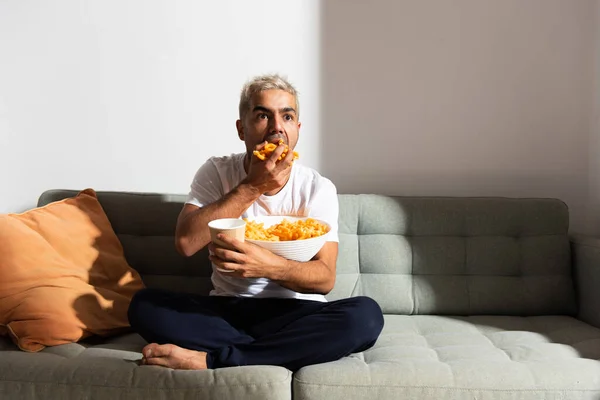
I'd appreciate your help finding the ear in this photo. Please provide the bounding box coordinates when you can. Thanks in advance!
[236,120,244,140]
[298,121,302,131]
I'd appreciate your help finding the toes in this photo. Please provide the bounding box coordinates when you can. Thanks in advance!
[142,343,156,358]
[139,343,208,370]
[143,343,173,358]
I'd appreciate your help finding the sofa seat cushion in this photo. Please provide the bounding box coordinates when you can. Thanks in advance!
[0,334,291,400]
[294,315,600,400]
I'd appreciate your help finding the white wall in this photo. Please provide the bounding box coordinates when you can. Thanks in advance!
[0,0,322,212]
[321,0,596,233]
[1,0,598,235]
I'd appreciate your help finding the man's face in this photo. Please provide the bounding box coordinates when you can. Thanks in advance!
[236,89,301,154]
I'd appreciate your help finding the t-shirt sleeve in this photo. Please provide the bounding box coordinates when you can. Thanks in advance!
[309,178,339,243]
[185,159,224,208]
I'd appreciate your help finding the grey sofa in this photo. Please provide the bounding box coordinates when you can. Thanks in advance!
[2,190,600,400]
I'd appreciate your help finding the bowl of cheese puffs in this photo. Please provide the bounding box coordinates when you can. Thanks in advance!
[244,216,331,262]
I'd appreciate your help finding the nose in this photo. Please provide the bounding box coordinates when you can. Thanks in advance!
[269,115,284,134]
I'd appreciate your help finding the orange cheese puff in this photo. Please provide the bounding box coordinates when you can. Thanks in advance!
[253,139,299,161]
[244,218,329,241]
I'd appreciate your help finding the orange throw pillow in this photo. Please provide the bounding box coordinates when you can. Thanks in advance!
[0,189,145,352]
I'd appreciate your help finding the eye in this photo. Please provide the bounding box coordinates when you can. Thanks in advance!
[284,114,294,121]
[257,113,268,120]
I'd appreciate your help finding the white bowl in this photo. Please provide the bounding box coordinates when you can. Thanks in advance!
[245,216,331,262]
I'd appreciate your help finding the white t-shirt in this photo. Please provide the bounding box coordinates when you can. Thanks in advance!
[186,152,339,302]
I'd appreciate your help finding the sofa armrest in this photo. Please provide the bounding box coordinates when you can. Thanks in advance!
[571,234,600,328]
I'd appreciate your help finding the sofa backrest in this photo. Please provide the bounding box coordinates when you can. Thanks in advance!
[37,190,576,316]
[333,194,575,316]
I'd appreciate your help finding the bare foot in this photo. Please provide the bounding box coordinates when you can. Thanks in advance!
[141,343,208,370]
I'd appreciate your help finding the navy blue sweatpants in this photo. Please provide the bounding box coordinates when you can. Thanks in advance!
[127,288,384,372]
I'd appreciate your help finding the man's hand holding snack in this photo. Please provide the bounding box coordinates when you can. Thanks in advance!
[242,140,298,194]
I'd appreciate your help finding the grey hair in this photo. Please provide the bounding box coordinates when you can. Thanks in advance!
[238,74,299,120]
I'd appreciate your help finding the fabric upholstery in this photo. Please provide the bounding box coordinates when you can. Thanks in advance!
[329,195,576,316]
[571,234,600,329]
[0,334,291,400]
[0,189,144,352]
[293,315,600,400]
[24,189,597,400]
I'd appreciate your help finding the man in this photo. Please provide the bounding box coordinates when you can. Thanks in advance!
[128,74,384,371]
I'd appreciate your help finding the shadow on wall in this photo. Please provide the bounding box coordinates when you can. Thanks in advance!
[318,0,591,234]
